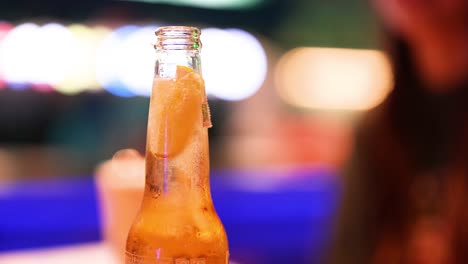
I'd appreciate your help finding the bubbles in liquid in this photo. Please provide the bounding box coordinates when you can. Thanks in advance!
[148,70,204,158]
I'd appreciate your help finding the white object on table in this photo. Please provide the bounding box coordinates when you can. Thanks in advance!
[0,242,117,264]
[0,243,240,264]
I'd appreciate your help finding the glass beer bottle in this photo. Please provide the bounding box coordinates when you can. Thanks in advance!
[125,26,229,264]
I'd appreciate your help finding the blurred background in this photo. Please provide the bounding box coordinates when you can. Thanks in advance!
[0,0,394,263]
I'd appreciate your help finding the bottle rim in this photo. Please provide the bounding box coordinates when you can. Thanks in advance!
[154,26,202,51]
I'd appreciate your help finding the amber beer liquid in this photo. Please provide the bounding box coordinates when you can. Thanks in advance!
[125,26,229,264]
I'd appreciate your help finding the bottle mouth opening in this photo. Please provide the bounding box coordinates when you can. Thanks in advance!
[154,26,202,51]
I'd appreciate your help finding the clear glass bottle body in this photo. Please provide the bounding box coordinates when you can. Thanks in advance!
[125,26,229,264]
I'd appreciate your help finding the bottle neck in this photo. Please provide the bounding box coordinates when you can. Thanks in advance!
[144,49,210,202]
[154,50,202,79]
[144,129,210,199]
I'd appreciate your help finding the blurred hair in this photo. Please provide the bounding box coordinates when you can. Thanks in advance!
[329,28,468,263]
[382,32,468,170]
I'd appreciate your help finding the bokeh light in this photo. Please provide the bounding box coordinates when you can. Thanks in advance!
[0,22,13,89]
[31,23,76,92]
[0,23,78,92]
[0,22,11,41]
[96,25,141,97]
[275,47,393,111]
[0,23,268,100]
[201,28,267,101]
[0,23,40,89]
[56,24,110,95]
[119,26,157,97]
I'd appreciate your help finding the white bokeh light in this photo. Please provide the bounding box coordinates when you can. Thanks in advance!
[96,25,141,97]
[201,28,267,101]
[0,23,78,89]
[33,23,76,85]
[119,26,157,97]
[0,23,40,87]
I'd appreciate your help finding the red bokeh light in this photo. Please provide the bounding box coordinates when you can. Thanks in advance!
[0,22,13,89]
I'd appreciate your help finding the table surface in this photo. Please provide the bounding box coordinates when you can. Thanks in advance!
[0,243,115,264]
[0,242,244,264]
[0,168,341,264]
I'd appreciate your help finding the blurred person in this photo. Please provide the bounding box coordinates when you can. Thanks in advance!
[330,0,468,263]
